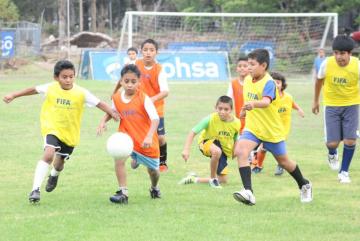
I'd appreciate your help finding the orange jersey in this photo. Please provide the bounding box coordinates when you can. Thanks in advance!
[231,79,245,132]
[112,90,159,158]
[135,59,165,117]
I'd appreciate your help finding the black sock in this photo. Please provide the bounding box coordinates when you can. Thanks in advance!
[289,165,309,189]
[160,143,167,165]
[239,166,252,192]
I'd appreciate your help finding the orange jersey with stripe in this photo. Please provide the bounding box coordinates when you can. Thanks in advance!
[112,90,159,158]
[231,79,245,132]
[136,59,165,117]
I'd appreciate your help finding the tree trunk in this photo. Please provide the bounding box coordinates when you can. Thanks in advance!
[58,0,66,47]
[90,0,97,32]
[79,0,83,31]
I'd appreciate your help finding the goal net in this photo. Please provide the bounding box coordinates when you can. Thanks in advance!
[119,11,337,75]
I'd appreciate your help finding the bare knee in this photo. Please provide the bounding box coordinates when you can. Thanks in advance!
[158,135,166,146]
[326,141,340,149]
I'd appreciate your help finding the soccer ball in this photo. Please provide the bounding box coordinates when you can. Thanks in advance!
[106,132,133,159]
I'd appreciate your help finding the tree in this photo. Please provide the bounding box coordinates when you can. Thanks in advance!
[0,0,19,21]
[58,0,66,46]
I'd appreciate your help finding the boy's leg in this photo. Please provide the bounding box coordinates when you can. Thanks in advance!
[158,118,168,172]
[325,106,342,170]
[148,168,161,198]
[45,154,65,192]
[110,158,128,204]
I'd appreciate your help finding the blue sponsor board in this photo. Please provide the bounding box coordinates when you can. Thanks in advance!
[239,41,275,68]
[85,51,230,81]
[1,31,15,58]
[167,41,236,51]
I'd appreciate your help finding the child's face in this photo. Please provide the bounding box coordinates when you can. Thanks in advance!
[318,49,325,58]
[248,58,267,80]
[127,50,137,61]
[333,50,351,67]
[120,72,140,95]
[55,69,75,90]
[141,43,157,65]
[274,79,282,92]
[236,60,249,78]
[216,102,232,121]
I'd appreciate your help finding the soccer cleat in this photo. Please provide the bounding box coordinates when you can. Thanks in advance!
[159,163,168,172]
[109,190,128,204]
[209,178,222,189]
[233,189,256,206]
[252,166,263,174]
[178,173,197,185]
[274,165,284,176]
[300,182,313,203]
[45,175,59,192]
[130,159,139,169]
[150,187,161,199]
[338,171,351,183]
[29,188,40,203]
[327,154,339,171]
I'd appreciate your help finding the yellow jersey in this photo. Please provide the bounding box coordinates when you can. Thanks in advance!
[278,92,293,139]
[243,73,285,142]
[195,113,240,158]
[323,56,360,106]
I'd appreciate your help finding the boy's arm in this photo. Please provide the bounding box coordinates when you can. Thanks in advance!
[151,70,169,102]
[142,119,159,148]
[243,97,271,110]
[312,78,324,115]
[292,101,305,118]
[182,131,196,162]
[3,87,38,103]
[96,101,119,121]
[150,90,169,103]
[96,113,114,136]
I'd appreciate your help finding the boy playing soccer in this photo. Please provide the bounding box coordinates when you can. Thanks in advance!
[97,64,161,204]
[312,35,359,183]
[3,60,118,203]
[180,96,240,188]
[251,72,305,175]
[227,56,250,133]
[135,39,170,172]
[233,49,312,205]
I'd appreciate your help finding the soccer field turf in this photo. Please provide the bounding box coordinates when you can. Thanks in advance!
[1,64,359,241]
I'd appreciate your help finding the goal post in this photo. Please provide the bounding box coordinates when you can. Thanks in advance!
[119,11,338,74]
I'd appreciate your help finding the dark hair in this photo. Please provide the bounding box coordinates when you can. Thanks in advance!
[141,39,159,50]
[332,35,355,52]
[247,49,270,70]
[127,47,138,54]
[237,55,248,63]
[54,60,75,77]
[271,72,287,91]
[113,64,141,94]
[216,95,233,109]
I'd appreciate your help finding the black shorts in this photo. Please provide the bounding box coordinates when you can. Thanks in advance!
[45,134,74,159]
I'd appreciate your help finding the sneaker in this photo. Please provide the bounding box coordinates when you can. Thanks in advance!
[109,190,128,204]
[252,166,263,174]
[209,178,222,189]
[274,165,284,176]
[338,171,351,183]
[233,189,256,205]
[45,175,59,192]
[328,154,339,171]
[159,163,168,172]
[29,188,40,203]
[150,187,161,199]
[131,159,139,169]
[178,173,197,185]
[300,182,312,203]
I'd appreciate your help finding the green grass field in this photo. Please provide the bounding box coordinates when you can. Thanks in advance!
[1,64,359,241]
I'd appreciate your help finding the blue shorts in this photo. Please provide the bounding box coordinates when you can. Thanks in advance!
[157,117,165,135]
[130,151,159,170]
[239,131,287,156]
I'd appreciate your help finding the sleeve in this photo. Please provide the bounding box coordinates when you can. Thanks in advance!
[144,95,159,120]
[262,80,276,101]
[158,69,169,92]
[35,83,51,94]
[317,59,327,79]
[227,83,233,98]
[191,115,211,134]
[84,89,101,107]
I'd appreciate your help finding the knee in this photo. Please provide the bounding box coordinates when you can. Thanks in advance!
[158,135,166,146]
[210,146,222,158]
[326,142,339,149]
[344,139,357,146]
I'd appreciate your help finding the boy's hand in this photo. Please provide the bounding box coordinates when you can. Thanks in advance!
[142,136,152,148]
[96,122,107,136]
[312,101,320,115]
[3,94,15,103]
[182,149,190,162]
[298,109,305,118]
[243,102,254,111]
[110,111,120,121]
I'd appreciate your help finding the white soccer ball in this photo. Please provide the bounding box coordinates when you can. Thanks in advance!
[106,132,133,159]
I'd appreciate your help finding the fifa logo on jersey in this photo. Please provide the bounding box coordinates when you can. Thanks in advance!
[333,77,347,85]
[278,107,287,113]
[56,98,71,106]
[247,92,259,100]
[218,131,230,137]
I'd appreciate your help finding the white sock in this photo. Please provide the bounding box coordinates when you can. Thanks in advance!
[119,187,128,196]
[50,168,60,177]
[32,160,50,191]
